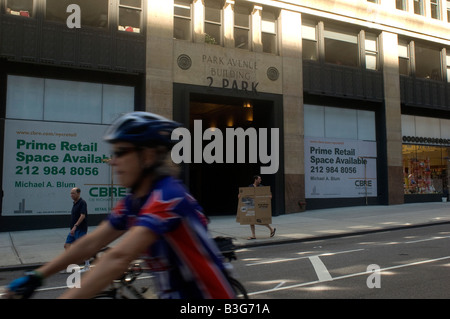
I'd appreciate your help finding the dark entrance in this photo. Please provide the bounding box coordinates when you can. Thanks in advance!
[173,84,284,217]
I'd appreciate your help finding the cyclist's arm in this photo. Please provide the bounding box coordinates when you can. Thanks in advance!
[38,221,124,279]
[59,225,156,299]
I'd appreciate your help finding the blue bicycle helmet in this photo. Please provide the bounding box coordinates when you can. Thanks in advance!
[104,112,181,148]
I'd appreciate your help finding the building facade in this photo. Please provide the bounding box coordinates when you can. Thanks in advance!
[0,0,449,230]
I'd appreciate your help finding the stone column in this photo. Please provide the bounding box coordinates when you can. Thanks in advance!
[251,5,263,53]
[223,0,235,48]
[146,0,174,119]
[380,31,404,204]
[279,9,304,213]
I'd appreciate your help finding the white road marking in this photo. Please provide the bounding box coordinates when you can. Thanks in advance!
[308,256,332,282]
[247,255,450,297]
[245,249,364,267]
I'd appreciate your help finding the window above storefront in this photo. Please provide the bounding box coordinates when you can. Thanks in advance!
[46,0,109,29]
[6,75,135,124]
[6,0,34,17]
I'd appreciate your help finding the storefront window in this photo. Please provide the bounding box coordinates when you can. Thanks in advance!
[6,0,33,17]
[402,144,449,194]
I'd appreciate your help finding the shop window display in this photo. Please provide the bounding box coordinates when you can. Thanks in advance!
[402,144,449,194]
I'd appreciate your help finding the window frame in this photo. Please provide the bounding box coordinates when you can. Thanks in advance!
[173,0,193,41]
[261,10,278,55]
[364,32,379,71]
[414,0,424,15]
[398,40,411,76]
[204,0,223,45]
[5,0,35,18]
[323,25,359,68]
[430,0,441,19]
[118,0,143,33]
[234,5,251,50]
[302,21,318,61]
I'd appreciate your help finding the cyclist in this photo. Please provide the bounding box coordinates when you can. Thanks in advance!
[5,112,236,299]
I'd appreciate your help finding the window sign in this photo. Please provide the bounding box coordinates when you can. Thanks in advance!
[305,137,377,198]
[2,120,124,216]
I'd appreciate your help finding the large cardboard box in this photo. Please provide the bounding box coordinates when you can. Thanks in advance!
[236,186,272,225]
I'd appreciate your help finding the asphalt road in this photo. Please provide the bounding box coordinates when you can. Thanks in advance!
[234,223,450,299]
[1,223,449,299]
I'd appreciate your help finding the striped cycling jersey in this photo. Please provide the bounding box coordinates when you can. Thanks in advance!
[108,175,235,299]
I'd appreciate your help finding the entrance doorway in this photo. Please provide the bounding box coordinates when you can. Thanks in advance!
[188,93,276,216]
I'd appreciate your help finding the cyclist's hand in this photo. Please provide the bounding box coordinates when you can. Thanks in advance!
[5,271,43,299]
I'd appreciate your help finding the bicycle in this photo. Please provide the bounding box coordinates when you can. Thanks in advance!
[91,236,248,299]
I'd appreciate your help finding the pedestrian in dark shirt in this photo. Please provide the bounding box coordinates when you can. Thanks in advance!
[64,187,90,271]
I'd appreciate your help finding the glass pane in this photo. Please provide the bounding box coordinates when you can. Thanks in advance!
[205,23,220,45]
[6,76,44,120]
[302,39,317,60]
[120,0,141,8]
[399,57,409,75]
[102,85,134,124]
[398,43,409,58]
[324,29,357,44]
[302,25,316,41]
[262,32,277,54]
[174,4,191,18]
[366,54,377,70]
[234,27,249,49]
[365,36,377,52]
[44,79,102,123]
[324,107,357,139]
[6,0,33,17]
[304,104,325,138]
[325,38,358,67]
[415,45,441,79]
[262,20,276,34]
[396,0,406,10]
[174,17,192,41]
[430,0,439,19]
[403,145,445,194]
[205,6,221,23]
[414,0,423,15]
[235,12,249,28]
[119,7,141,31]
[357,110,376,141]
[46,0,71,22]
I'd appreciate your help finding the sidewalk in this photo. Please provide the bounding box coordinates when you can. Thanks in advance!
[1,202,450,270]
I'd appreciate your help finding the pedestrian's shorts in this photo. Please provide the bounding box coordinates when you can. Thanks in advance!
[65,229,87,244]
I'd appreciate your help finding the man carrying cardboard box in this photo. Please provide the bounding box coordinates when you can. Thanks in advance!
[237,175,276,240]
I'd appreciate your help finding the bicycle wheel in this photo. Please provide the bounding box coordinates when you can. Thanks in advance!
[229,277,248,299]
[91,288,118,299]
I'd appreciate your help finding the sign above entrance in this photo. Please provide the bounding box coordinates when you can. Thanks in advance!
[173,42,283,95]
